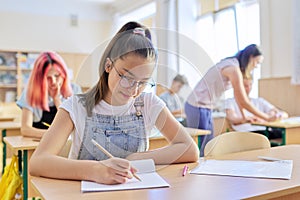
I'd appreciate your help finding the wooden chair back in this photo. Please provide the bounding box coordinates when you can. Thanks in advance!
[204,131,271,157]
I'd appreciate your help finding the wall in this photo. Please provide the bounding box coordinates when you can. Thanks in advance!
[260,0,293,78]
[0,0,114,88]
[259,77,300,116]
[0,0,112,54]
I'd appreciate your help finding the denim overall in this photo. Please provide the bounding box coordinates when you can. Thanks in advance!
[77,94,148,160]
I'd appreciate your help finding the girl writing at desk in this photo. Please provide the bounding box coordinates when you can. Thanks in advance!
[30,22,199,184]
[16,52,82,139]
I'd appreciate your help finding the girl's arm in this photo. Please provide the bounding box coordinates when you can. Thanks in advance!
[268,108,289,119]
[29,108,135,184]
[20,108,47,138]
[225,108,249,125]
[222,66,273,122]
[126,107,199,164]
[171,109,184,116]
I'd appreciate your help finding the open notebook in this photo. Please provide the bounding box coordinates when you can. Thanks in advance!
[81,159,169,193]
[191,159,293,180]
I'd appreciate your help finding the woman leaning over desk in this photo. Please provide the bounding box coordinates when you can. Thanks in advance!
[30,21,199,185]
[16,52,82,139]
[185,44,279,156]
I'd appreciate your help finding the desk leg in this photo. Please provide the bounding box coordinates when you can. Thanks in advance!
[18,150,22,174]
[23,150,28,200]
[265,127,285,146]
[263,127,269,138]
[197,135,201,150]
[282,128,286,145]
[2,129,6,174]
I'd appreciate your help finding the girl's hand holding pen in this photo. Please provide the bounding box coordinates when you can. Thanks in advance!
[91,139,141,183]
[93,157,138,185]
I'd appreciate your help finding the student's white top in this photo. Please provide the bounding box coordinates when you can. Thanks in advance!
[225,97,275,131]
[159,91,183,112]
[186,58,238,109]
[60,92,165,159]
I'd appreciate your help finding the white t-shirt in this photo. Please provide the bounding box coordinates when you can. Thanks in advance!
[159,91,183,112]
[186,58,238,109]
[225,97,275,131]
[60,92,165,159]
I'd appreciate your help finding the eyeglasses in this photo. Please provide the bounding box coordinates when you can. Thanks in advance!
[112,64,155,90]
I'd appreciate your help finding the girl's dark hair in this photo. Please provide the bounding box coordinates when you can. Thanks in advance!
[79,21,157,116]
[235,44,262,76]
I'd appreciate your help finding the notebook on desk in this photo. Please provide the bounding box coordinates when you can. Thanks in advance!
[81,159,170,193]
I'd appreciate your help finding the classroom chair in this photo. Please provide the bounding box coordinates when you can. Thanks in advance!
[204,131,271,157]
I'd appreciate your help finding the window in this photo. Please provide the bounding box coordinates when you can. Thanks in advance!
[195,1,260,99]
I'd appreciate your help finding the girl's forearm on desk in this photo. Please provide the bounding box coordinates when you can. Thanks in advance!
[20,126,45,138]
[29,154,99,181]
[127,140,199,164]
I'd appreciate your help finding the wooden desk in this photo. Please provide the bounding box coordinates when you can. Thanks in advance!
[0,121,21,135]
[31,145,300,200]
[1,121,21,172]
[253,119,300,145]
[0,112,19,122]
[0,116,15,122]
[3,136,39,200]
[3,128,209,199]
[149,127,210,150]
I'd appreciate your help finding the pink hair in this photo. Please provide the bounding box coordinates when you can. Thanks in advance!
[26,51,73,111]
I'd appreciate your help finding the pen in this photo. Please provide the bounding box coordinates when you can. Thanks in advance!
[258,156,282,161]
[182,165,188,176]
[42,121,51,127]
[91,139,142,182]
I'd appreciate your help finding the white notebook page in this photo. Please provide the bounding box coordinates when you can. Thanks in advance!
[191,159,293,180]
[81,159,169,193]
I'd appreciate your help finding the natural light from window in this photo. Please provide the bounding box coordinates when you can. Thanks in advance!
[195,1,260,101]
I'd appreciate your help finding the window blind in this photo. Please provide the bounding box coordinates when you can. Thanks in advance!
[198,0,239,16]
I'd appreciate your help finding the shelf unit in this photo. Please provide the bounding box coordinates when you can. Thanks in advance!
[0,50,38,103]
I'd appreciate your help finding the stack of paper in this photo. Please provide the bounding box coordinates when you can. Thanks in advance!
[81,159,169,192]
[280,117,300,124]
[191,159,293,180]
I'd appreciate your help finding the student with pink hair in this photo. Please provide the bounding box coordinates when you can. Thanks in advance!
[16,52,82,139]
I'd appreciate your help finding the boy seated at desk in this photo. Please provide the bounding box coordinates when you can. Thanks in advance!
[225,78,288,139]
[159,74,188,125]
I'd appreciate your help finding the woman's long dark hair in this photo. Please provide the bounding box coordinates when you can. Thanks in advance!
[235,44,262,77]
